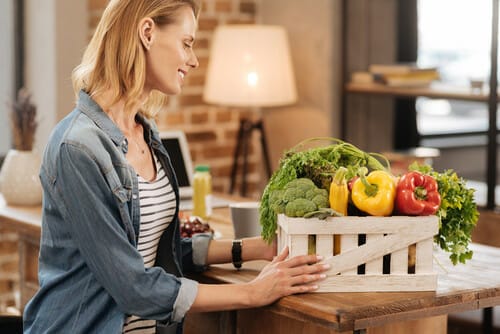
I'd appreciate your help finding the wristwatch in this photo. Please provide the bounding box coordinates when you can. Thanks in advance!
[232,239,243,269]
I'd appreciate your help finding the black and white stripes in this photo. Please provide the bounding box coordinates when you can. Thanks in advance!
[123,155,176,334]
[135,166,176,267]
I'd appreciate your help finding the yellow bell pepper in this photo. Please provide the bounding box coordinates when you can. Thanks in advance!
[351,168,395,216]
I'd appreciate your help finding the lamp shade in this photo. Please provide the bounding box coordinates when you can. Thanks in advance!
[203,25,297,107]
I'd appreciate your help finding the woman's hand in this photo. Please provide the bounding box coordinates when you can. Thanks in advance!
[247,246,329,307]
[190,246,329,313]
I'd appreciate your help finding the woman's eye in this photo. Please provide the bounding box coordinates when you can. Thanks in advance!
[184,43,192,49]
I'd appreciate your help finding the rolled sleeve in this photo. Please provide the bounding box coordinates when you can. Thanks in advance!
[191,233,212,266]
[171,278,199,322]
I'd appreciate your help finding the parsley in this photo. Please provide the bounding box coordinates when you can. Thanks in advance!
[410,163,479,265]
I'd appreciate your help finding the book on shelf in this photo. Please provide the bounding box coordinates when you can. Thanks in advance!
[368,63,438,75]
[375,70,440,87]
[348,63,440,87]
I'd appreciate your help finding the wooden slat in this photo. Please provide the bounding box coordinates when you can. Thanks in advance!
[279,215,439,235]
[340,234,358,275]
[316,274,438,292]
[416,239,434,274]
[277,226,284,254]
[365,234,384,274]
[390,247,408,274]
[290,235,308,258]
[316,235,334,258]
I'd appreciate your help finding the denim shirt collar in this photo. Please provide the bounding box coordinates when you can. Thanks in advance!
[135,113,168,156]
[77,90,167,156]
[77,90,126,149]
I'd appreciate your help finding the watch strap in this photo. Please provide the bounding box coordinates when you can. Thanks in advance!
[232,239,242,269]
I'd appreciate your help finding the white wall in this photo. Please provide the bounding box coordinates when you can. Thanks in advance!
[55,1,88,121]
[259,0,343,137]
[24,0,87,153]
[0,0,15,155]
[25,0,56,153]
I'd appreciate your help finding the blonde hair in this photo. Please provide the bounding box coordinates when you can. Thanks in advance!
[72,0,200,118]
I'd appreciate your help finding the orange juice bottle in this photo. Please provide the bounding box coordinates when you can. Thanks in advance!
[192,165,212,220]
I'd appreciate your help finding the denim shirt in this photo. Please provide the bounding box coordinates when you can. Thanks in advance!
[23,91,210,333]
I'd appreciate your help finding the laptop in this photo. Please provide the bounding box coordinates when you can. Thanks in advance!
[159,130,234,210]
[159,130,194,199]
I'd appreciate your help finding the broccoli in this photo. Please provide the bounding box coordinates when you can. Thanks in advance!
[269,178,328,217]
[269,189,286,214]
[285,198,317,217]
[311,193,328,208]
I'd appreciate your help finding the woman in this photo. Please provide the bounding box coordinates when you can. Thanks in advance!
[23,1,328,333]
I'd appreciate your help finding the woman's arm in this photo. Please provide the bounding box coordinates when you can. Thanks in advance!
[205,237,275,264]
[189,247,329,313]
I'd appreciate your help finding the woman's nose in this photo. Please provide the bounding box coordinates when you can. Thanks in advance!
[189,51,199,68]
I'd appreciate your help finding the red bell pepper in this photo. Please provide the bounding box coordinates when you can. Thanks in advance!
[395,171,441,215]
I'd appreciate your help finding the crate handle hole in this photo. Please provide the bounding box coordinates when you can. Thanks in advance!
[408,243,416,274]
[307,235,316,255]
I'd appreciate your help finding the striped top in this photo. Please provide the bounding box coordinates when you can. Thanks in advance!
[123,154,176,333]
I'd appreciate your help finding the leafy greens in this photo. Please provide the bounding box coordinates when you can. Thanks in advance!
[410,163,479,265]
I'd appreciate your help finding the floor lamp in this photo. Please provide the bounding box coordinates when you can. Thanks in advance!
[203,25,297,196]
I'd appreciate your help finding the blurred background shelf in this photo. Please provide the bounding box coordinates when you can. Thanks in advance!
[345,82,495,102]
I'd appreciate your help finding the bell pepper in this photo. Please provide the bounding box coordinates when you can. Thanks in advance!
[395,171,441,215]
[351,168,396,216]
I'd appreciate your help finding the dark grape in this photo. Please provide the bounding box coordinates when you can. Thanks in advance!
[180,215,214,238]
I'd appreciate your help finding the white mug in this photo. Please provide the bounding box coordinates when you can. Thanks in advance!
[229,201,261,238]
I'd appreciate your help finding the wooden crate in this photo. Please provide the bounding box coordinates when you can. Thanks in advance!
[277,214,439,292]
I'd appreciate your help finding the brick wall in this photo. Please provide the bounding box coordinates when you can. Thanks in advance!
[89,0,263,198]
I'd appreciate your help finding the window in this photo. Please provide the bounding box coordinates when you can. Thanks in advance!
[416,0,499,206]
[416,0,492,138]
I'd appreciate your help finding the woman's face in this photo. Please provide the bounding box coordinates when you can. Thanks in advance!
[144,6,199,95]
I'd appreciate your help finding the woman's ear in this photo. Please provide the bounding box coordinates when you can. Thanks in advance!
[138,17,155,50]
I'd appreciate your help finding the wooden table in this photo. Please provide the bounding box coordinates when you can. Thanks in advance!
[191,243,500,334]
[0,197,42,309]
[1,195,500,333]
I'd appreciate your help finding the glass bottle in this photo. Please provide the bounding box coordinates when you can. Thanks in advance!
[192,164,212,220]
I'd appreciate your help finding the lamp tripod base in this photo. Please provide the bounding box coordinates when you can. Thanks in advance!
[229,118,272,196]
